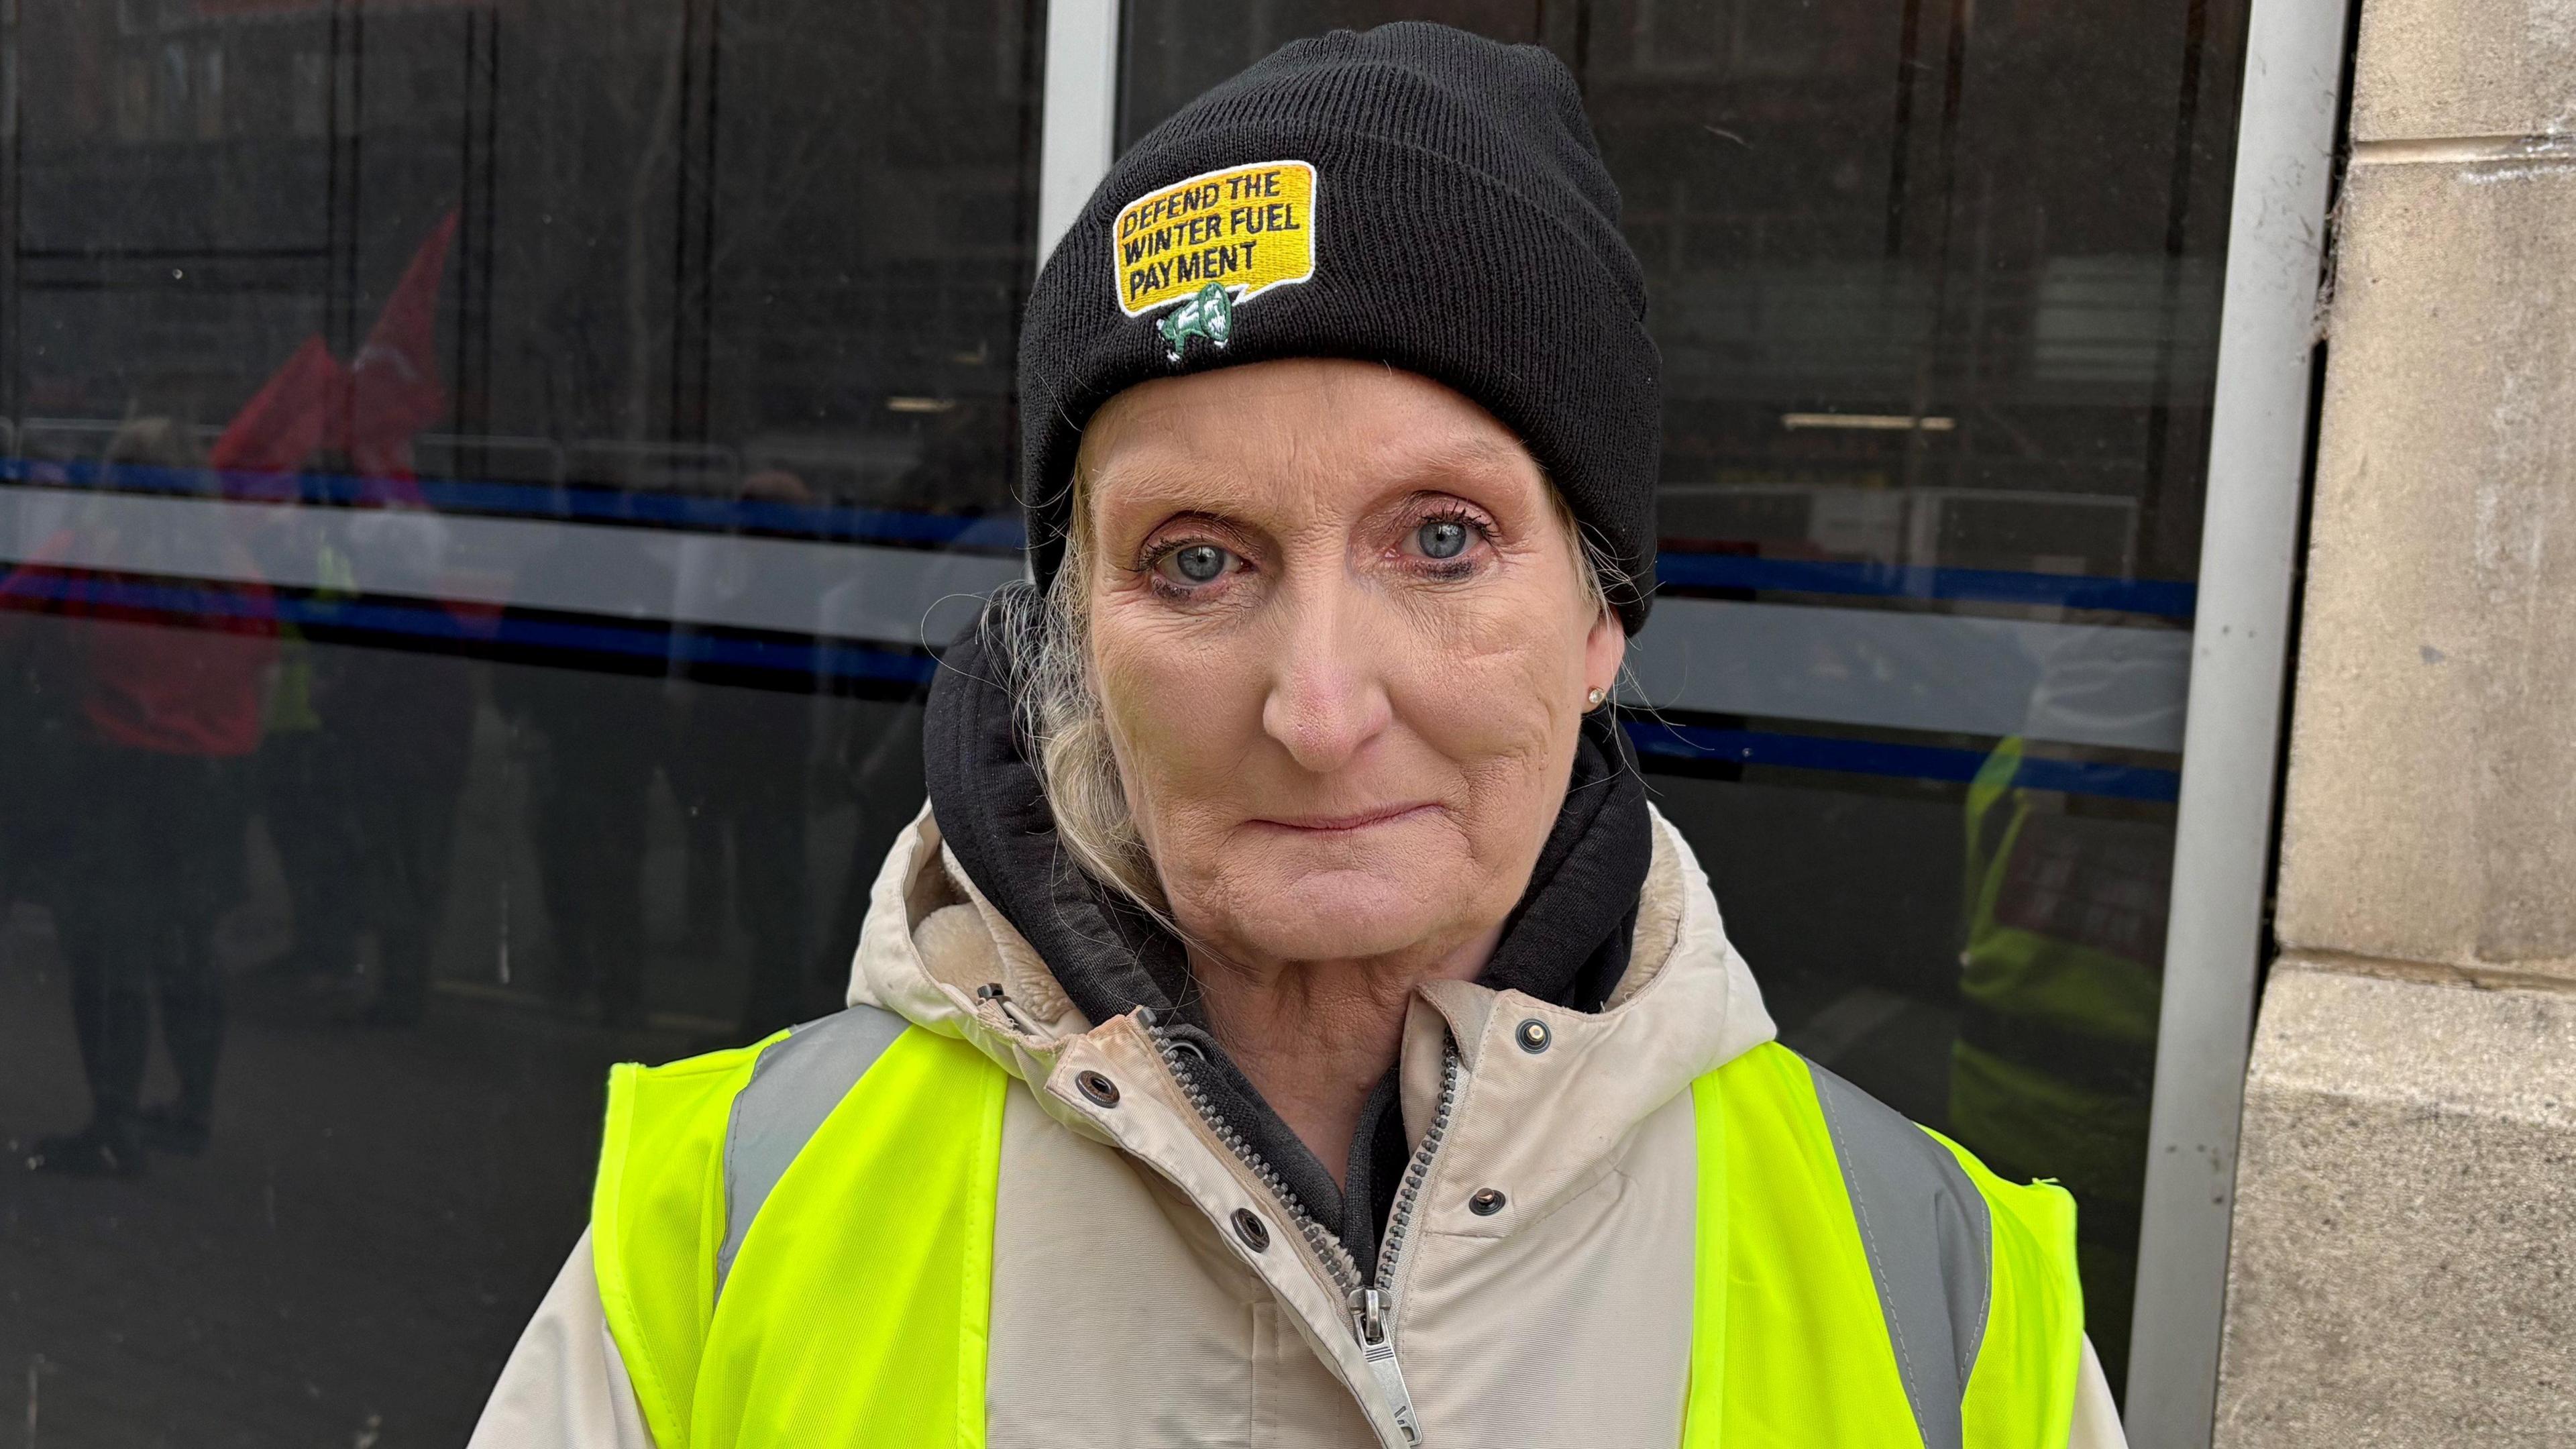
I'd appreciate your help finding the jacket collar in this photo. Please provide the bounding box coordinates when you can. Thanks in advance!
[844,800,1778,1159]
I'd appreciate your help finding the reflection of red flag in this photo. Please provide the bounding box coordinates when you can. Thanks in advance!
[196,212,454,494]
[349,209,457,480]
[207,333,350,482]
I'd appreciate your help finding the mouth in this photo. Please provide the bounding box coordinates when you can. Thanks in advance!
[1249,802,1440,835]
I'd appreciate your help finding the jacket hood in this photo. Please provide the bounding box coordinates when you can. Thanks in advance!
[843,796,1778,1168]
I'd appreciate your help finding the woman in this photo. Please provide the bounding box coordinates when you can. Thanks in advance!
[474,24,2126,1446]
[9,417,274,1174]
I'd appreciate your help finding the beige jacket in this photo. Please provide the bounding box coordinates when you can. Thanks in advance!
[472,804,2128,1448]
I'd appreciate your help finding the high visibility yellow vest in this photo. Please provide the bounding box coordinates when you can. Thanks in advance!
[591,1012,2084,1448]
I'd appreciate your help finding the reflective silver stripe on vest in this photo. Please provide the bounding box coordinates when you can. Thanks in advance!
[1807,1059,1992,1449]
[716,1004,911,1299]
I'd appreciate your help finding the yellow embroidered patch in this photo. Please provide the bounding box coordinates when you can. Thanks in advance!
[1112,160,1318,321]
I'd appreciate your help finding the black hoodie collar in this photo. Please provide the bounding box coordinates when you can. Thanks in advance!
[922,594,1652,1269]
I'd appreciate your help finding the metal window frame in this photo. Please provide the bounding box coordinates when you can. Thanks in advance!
[1027,4,2355,1442]
[2123,0,2351,1441]
[1034,0,1120,268]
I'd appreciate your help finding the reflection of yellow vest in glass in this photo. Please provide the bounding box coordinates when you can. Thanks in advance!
[589,1015,2085,1447]
[264,541,360,735]
[1953,738,2165,1377]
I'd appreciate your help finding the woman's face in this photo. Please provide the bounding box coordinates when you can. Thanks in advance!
[1080,358,1625,969]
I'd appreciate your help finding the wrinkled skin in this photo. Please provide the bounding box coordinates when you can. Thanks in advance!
[1077,358,1623,1173]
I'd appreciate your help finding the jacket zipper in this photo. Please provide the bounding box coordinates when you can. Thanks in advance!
[1148,1023,1460,1448]
[1349,1044,1457,1448]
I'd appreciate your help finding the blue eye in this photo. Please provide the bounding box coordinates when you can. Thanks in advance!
[1417,519,1469,559]
[1171,544,1228,582]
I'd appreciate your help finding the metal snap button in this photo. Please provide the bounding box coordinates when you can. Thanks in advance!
[1515,1018,1551,1054]
[1231,1208,1271,1252]
[1075,1070,1121,1108]
[1468,1187,1507,1216]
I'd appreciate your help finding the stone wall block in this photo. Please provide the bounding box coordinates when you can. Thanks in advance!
[2275,155,2576,977]
[2353,0,2576,142]
[2214,965,2576,1447]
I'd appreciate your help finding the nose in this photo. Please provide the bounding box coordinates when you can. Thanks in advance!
[1259,574,1393,774]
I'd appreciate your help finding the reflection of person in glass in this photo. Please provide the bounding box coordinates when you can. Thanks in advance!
[475,28,2123,1445]
[4,419,276,1176]
[1953,739,2167,1388]
[499,662,656,1030]
[329,212,473,1026]
[252,211,469,1027]
[256,515,370,993]
[274,470,474,1028]
[666,468,821,1038]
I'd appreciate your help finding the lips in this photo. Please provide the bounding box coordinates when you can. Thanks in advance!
[1250,802,1439,834]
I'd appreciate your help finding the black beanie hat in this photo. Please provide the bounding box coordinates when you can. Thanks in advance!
[1015,21,1660,632]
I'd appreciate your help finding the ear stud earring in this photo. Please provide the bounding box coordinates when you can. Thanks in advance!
[1585,687,1607,708]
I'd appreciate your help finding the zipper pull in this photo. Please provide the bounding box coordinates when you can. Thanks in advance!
[974,983,1040,1036]
[1347,1288,1425,1447]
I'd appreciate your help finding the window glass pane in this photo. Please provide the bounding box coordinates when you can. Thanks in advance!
[1124,0,2247,1395]
[0,1,1038,1439]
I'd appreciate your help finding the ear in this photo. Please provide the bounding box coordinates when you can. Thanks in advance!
[1582,608,1625,702]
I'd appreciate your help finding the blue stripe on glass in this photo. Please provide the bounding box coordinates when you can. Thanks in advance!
[0,572,940,686]
[1654,552,2197,621]
[0,571,280,621]
[0,455,1028,553]
[7,456,2194,617]
[1624,720,2181,803]
[0,570,2171,796]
